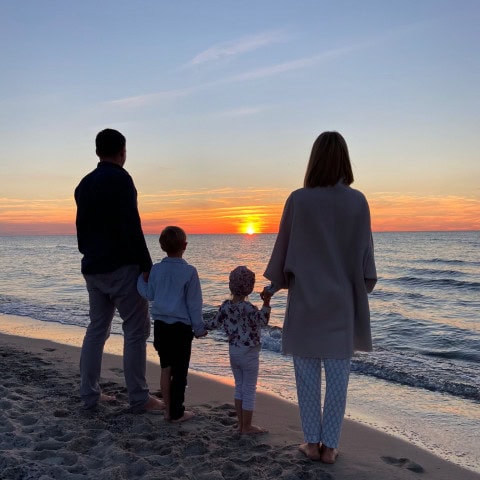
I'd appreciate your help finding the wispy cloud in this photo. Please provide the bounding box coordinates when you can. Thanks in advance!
[369,193,480,231]
[0,197,75,231]
[106,41,365,110]
[215,106,267,117]
[107,87,196,108]
[222,46,351,83]
[110,17,440,112]
[187,31,288,67]
[139,187,288,234]
[140,187,288,205]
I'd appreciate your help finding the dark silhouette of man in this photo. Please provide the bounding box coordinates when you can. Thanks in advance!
[75,128,163,413]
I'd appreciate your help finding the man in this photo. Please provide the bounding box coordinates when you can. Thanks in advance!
[75,128,163,413]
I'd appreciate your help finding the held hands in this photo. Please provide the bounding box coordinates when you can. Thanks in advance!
[260,287,273,302]
[260,287,273,307]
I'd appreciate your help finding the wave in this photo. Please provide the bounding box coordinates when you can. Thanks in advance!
[407,267,466,277]
[420,258,480,267]
[0,295,90,328]
[2,298,478,403]
[395,276,480,290]
[421,349,480,363]
[258,321,480,402]
[372,289,425,301]
[372,312,480,357]
[351,351,480,402]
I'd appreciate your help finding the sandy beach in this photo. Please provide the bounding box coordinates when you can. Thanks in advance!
[0,314,478,480]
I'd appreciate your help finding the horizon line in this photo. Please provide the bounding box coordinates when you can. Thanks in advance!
[0,229,479,237]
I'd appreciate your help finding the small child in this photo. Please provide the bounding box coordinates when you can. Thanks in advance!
[206,266,271,434]
[137,226,207,423]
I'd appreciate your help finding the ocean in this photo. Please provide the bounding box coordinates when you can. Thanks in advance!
[0,232,479,472]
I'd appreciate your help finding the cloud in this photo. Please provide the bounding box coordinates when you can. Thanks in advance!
[3,190,478,235]
[105,47,348,110]
[137,186,290,234]
[0,196,75,235]
[215,106,267,117]
[140,186,289,206]
[369,193,480,231]
[187,31,288,67]
[107,87,196,108]
[225,44,359,83]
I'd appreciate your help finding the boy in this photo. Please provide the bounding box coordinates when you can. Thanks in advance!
[137,226,207,422]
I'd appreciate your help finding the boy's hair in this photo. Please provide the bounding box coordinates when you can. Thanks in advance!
[95,129,126,158]
[304,131,354,188]
[159,226,187,254]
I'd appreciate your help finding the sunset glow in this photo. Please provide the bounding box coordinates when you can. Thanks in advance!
[0,191,479,236]
[0,3,478,237]
[369,194,480,232]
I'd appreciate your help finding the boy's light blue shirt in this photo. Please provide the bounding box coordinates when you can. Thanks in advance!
[137,257,206,337]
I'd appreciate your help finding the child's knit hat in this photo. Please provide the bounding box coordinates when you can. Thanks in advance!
[229,266,255,296]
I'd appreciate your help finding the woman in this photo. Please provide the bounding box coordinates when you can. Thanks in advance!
[263,131,377,463]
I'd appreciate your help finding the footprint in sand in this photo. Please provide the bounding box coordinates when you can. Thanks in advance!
[110,367,124,376]
[43,348,56,352]
[381,456,425,473]
[19,414,39,426]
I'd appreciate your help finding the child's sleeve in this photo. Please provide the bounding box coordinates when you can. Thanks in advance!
[137,269,157,301]
[259,305,271,327]
[246,303,270,329]
[205,303,225,330]
[186,268,207,337]
[252,304,271,328]
[137,273,149,299]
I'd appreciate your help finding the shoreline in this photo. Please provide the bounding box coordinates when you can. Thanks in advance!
[1,313,479,479]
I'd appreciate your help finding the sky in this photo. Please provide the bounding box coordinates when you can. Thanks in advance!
[1,0,479,235]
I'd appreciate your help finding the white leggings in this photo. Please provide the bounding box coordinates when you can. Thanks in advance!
[293,356,351,448]
[229,344,261,411]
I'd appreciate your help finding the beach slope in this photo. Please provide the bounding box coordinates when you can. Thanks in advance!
[0,315,478,480]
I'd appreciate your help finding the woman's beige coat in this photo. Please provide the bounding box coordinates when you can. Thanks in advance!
[264,183,377,358]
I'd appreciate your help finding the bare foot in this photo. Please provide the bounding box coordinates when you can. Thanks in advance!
[143,395,165,414]
[100,393,116,402]
[171,410,195,423]
[320,445,339,464]
[299,443,321,461]
[241,425,268,435]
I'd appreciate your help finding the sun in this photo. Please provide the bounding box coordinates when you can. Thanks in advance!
[240,217,261,235]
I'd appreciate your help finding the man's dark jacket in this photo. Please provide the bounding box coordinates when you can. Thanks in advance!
[75,161,152,274]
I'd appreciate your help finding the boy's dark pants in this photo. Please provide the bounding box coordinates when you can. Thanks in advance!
[154,320,194,420]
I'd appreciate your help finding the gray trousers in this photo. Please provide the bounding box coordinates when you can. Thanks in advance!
[80,265,150,409]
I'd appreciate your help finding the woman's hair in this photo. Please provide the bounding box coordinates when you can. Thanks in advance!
[303,131,354,188]
[159,226,187,254]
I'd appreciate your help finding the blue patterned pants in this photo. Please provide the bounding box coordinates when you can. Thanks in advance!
[293,356,351,448]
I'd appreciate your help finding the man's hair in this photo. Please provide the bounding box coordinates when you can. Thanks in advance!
[95,129,126,158]
[304,131,354,188]
[159,226,187,254]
